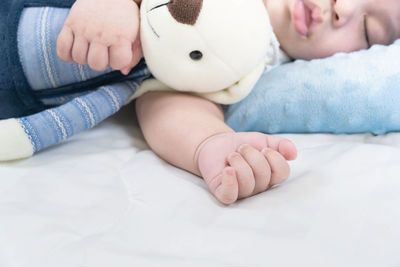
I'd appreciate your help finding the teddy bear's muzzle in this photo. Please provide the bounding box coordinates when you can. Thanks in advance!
[167,0,203,25]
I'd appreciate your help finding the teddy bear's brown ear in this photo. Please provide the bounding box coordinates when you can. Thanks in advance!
[167,0,203,25]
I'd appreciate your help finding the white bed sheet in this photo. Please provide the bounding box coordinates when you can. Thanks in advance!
[1,104,399,267]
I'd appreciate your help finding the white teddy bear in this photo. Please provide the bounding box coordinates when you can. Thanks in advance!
[137,0,279,103]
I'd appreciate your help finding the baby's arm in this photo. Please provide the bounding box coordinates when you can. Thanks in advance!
[135,92,297,205]
[57,0,142,75]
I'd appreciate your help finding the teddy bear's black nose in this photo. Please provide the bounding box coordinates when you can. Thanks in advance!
[168,0,203,25]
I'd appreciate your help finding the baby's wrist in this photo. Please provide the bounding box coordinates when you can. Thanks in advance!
[193,132,233,175]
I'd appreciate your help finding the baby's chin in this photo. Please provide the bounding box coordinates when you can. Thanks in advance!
[275,40,299,60]
[279,40,320,61]
[280,47,310,61]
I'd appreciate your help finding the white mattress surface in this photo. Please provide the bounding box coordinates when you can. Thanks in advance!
[1,105,399,267]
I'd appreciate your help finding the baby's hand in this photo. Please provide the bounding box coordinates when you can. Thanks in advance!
[57,0,142,75]
[196,132,297,205]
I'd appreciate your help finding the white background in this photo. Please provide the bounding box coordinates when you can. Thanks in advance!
[1,105,399,267]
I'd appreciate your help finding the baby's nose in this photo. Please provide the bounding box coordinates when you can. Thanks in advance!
[332,0,356,28]
[167,0,203,25]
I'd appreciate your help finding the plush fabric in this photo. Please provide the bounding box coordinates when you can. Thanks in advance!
[224,40,400,135]
[140,0,276,104]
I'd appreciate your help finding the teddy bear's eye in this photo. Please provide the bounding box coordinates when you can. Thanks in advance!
[189,50,203,60]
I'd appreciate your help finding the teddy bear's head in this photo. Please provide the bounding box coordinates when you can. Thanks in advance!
[140,0,275,101]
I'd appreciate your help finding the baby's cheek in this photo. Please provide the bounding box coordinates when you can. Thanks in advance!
[315,36,366,58]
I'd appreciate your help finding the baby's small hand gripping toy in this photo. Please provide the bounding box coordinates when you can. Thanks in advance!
[0,0,278,161]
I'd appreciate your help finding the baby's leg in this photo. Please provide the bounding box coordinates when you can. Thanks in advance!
[136,91,297,204]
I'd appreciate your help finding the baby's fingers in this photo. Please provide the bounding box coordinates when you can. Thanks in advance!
[266,136,297,161]
[120,36,143,75]
[72,37,89,65]
[215,167,239,205]
[238,144,272,195]
[227,151,255,199]
[109,40,133,72]
[262,148,290,186]
[87,42,109,71]
[57,25,74,63]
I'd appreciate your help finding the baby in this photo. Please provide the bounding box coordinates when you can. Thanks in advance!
[2,0,399,205]
[57,0,399,204]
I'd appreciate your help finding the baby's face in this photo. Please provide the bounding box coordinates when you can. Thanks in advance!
[264,0,400,60]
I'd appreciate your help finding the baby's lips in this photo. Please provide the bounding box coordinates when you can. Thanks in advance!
[293,0,324,37]
[293,0,309,36]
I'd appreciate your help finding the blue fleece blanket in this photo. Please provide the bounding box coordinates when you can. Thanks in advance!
[224,40,400,135]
